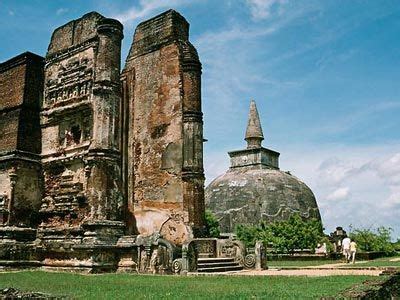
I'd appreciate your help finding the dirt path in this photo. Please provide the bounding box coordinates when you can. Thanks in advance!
[189,268,383,277]
[306,261,369,269]
[238,268,383,276]
[390,257,400,262]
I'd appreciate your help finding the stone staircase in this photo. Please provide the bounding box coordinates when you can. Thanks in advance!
[197,257,243,273]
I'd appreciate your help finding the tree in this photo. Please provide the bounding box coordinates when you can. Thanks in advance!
[236,214,324,253]
[204,210,220,238]
[349,226,395,255]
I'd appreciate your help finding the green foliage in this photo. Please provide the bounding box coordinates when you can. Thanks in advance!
[393,239,400,252]
[348,226,395,255]
[236,214,324,253]
[204,210,220,238]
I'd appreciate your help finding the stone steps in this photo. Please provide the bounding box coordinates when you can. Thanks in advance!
[198,262,239,268]
[198,257,235,263]
[197,257,243,273]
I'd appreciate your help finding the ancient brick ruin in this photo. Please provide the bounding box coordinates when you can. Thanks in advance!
[0,52,44,226]
[121,11,205,244]
[0,10,218,274]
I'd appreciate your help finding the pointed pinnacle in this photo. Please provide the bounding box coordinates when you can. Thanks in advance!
[245,100,264,149]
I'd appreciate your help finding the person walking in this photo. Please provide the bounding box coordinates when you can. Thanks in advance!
[342,236,351,263]
[350,240,357,264]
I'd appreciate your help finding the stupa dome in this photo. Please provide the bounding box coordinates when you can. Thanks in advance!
[205,100,321,233]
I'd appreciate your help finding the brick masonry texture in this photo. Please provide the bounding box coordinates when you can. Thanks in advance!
[0,10,205,272]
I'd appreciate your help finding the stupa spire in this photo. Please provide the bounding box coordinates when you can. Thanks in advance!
[245,100,264,149]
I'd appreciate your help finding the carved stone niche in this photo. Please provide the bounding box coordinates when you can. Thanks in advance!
[58,114,92,149]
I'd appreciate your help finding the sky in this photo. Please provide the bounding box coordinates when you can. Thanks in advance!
[1,0,400,238]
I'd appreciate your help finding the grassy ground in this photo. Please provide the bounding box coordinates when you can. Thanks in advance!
[267,255,400,269]
[0,271,377,299]
[267,260,335,268]
[344,256,400,268]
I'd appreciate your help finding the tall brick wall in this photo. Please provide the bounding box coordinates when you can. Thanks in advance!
[0,109,20,153]
[0,52,43,154]
[0,9,205,247]
[0,58,27,153]
[0,60,26,110]
[0,52,44,226]
[122,10,205,244]
[40,12,124,228]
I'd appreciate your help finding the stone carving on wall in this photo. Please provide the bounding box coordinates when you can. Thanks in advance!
[261,205,320,222]
[219,239,244,264]
[244,254,256,269]
[187,242,198,272]
[149,248,160,274]
[172,258,183,274]
[45,55,93,108]
[134,233,179,274]
[139,249,148,272]
[195,239,216,257]
[0,195,9,224]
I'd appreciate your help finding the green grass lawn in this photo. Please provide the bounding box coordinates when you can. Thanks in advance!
[344,256,400,268]
[266,256,400,269]
[0,271,378,299]
[267,260,335,268]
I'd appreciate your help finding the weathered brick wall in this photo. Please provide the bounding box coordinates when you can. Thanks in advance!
[0,52,44,226]
[0,53,44,154]
[18,54,44,154]
[0,109,20,153]
[47,12,104,56]
[122,10,205,244]
[0,62,26,111]
[41,12,124,227]
[0,60,26,153]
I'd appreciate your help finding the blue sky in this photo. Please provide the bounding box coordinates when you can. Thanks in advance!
[1,0,400,238]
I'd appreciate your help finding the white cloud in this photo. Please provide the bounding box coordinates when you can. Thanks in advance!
[56,8,69,15]
[113,0,189,24]
[205,144,400,239]
[370,152,400,185]
[327,187,350,201]
[283,145,400,238]
[317,157,358,184]
[246,0,287,20]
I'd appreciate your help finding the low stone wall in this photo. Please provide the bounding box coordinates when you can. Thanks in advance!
[354,252,388,260]
[0,228,180,274]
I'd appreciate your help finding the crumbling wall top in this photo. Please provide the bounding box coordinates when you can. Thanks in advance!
[47,11,111,56]
[126,9,190,61]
